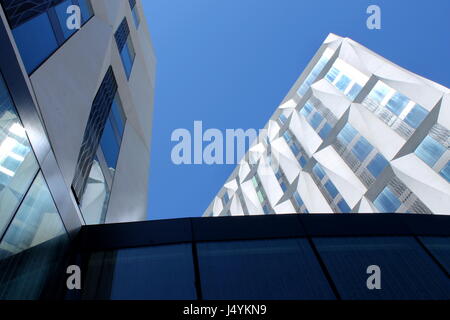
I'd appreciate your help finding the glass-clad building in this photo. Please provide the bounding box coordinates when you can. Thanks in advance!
[0,0,154,299]
[204,33,450,217]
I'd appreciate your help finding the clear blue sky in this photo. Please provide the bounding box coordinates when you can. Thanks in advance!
[142,0,450,220]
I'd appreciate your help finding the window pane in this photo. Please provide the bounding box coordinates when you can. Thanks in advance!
[415,136,446,167]
[369,81,390,105]
[420,237,450,275]
[337,123,357,145]
[290,143,300,155]
[374,187,401,213]
[120,40,134,78]
[78,0,94,23]
[324,180,338,199]
[0,173,66,258]
[313,164,326,181]
[319,122,332,139]
[12,12,58,73]
[300,102,313,117]
[325,67,340,83]
[352,136,374,161]
[386,92,409,116]
[313,237,450,299]
[347,82,362,100]
[106,244,196,299]
[439,161,450,182]
[337,199,351,213]
[278,113,287,125]
[131,7,140,28]
[404,104,428,129]
[309,112,323,129]
[293,191,304,207]
[0,76,39,236]
[55,0,76,39]
[100,120,120,170]
[198,239,335,299]
[367,153,389,177]
[299,156,307,168]
[297,54,331,96]
[283,131,291,142]
[80,159,110,225]
[110,95,126,138]
[335,74,351,92]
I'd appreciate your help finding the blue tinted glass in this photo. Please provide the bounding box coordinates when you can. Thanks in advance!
[120,41,134,78]
[110,96,126,137]
[374,187,401,213]
[198,239,335,299]
[293,192,304,207]
[262,204,270,214]
[352,136,374,161]
[439,161,450,182]
[278,114,287,124]
[319,122,332,139]
[420,237,450,275]
[275,169,282,180]
[309,112,323,129]
[297,56,330,96]
[386,92,409,116]
[12,12,58,73]
[367,153,389,177]
[335,74,351,92]
[100,120,120,169]
[314,237,450,300]
[347,82,362,100]
[415,136,446,167]
[299,156,307,168]
[131,7,140,27]
[55,0,76,39]
[313,164,326,181]
[337,123,357,145]
[78,0,94,23]
[300,102,313,117]
[109,244,196,299]
[280,182,287,192]
[223,193,229,204]
[283,131,292,142]
[337,199,351,213]
[290,143,300,155]
[404,104,428,129]
[325,67,340,83]
[324,180,338,199]
[369,82,390,104]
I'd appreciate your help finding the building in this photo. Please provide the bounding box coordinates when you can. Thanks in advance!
[204,34,450,217]
[0,0,154,298]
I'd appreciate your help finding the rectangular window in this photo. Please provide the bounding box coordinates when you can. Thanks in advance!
[415,136,446,167]
[324,59,368,101]
[439,162,450,182]
[337,123,358,145]
[9,0,93,74]
[367,153,389,178]
[313,163,326,181]
[352,136,374,162]
[373,187,401,213]
[297,48,333,97]
[129,0,140,28]
[115,18,135,79]
[337,199,351,213]
[278,113,287,125]
[324,180,338,199]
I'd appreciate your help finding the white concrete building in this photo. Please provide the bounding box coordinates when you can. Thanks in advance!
[204,34,449,216]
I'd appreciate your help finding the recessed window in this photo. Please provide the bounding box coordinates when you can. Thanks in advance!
[115,19,136,79]
[439,161,450,182]
[129,0,140,28]
[415,136,446,167]
[374,187,401,213]
[367,153,389,178]
[352,136,374,162]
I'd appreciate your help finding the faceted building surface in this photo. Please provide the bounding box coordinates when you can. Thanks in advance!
[204,34,449,216]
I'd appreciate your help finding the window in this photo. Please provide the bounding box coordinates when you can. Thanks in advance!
[324,180,338,199]
[197,239,335,299]
[300,102,313,117]
[283,131,292,143]
[337,123,357,145]
[374,187,401,213]
[310,112,323,129]
[337,199,351,213]
[297,48,333,97]
[313,237,450,299]
[129,0,140,28]
[415,136,446,167]
[222,192,230,205]
[319,123,332,139]
[439,162,450,182]
[404,105,428,129]
[313,163,326,181]
[278,113,288,125]
[115,19,136,79]
[12,13,58,73]
[367,153,389,178]
[352,136,374,161]
[10,0,93,74]
[386,92,409,116]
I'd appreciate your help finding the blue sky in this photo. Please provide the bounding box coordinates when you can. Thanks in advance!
[142,0,450,220]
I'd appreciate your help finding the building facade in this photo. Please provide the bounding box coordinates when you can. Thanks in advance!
[0,0,154,298]
[204,34,450,217]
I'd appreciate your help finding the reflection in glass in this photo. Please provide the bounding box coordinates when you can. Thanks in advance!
[0,173,66,258]
[0,75,39,236]
[373,187,401,213]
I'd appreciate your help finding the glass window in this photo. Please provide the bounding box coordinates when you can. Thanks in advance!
[12,12,58,73]
[257,190,264,203]
[251,176,258,188]
[367,153,389,178]
[283,131,292,143]
[280,181,287,192]
[313,237,450,299]
[319,123,332,139]
[368,81,390,105]
[335,74,351,92]
[293,191,304,207]
[313,164,326,181]
[297,51,332,97]
[373,187,401,213]
[337,199,351,213]
[223,192,229,204]
[54,0,77,39]
[310,112,323,129]
[278,114,287,125]
[337,123,357,145]
[386,92,409,116]
[262,204,270,214]
[299,156,307,168]
[404,105,428,129]
[0,173,66,258]
[290,143,300,156]
[300,102,313,117]
[347,82,362,101]
[324,180,338,199]
[325,67,340,83]
[415,136,446,167]
[131,7,140,28]
[106,244,196,299]
[197,239,335,299]
[100,120,120,170]
[79,158,110,225]
[78,0,94,24]
[420,237,450,275]
[110,95,126,138]
[120,37,136,79]
[352,136,374,161]
[439,161,450,182]
[0,75,39,236]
